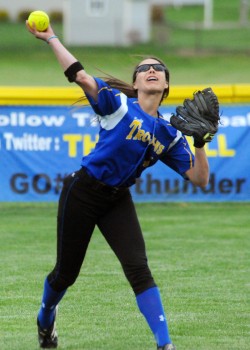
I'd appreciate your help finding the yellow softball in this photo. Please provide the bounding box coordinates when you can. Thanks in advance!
[28,11,50,32]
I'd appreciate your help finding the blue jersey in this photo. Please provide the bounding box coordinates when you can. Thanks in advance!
[81,78,194,187]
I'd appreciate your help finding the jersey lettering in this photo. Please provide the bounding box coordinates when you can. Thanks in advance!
[126,119,165,155]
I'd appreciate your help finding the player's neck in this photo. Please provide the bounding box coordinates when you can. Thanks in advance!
[137,93,161,118]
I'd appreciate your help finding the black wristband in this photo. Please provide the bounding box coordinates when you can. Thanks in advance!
[64,61,84,83]
[193,138,205,148]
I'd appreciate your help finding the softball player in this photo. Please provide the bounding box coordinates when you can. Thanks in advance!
[26,22,209,350]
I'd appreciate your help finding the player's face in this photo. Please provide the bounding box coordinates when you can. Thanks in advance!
[133,59,169,94]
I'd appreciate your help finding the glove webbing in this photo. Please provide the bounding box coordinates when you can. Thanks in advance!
[193,91,210,115]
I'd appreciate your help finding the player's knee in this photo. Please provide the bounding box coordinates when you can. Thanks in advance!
[48,271,78,292]
[123,263,156,295]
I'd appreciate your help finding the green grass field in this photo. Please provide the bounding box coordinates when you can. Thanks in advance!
[1,202,249,350]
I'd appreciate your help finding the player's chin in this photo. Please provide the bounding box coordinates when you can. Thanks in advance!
[147,86,165,95]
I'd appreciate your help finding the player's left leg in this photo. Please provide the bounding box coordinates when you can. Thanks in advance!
[37,170,98,348]
[98,191,174,348]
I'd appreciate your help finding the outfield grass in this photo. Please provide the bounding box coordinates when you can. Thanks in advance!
[0,22,249,87]
[1,202,249,350]
[0,0,250,87]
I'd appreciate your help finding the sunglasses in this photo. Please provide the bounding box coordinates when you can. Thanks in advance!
[136,63,166,73]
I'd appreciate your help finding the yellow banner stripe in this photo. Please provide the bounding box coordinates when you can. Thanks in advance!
[0,84,250,106]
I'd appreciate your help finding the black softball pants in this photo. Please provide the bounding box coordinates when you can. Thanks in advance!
[47,168,156,295]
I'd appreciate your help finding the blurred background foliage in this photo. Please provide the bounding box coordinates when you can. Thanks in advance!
[0,0,249,86]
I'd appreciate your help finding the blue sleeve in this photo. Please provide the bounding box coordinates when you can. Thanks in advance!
[160,135,194,179]
[85,77,122,116]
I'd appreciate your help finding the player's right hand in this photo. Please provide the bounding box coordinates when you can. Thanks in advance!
[26,22,55,42]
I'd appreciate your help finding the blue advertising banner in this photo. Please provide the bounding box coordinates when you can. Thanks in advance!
[0,105,249,202]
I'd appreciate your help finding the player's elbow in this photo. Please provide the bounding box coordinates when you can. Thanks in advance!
[75,70,89,84]
[192,175,209,188]
[196,178,209,188]
[75,72,98,101]
[186,168,209,187]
